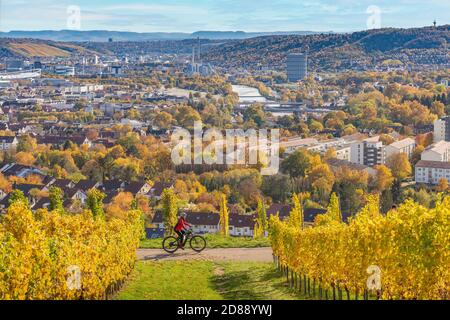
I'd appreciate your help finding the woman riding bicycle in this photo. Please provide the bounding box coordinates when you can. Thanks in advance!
[174,212,192,249]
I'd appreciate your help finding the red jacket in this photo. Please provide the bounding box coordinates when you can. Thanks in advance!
[174,217,190,232]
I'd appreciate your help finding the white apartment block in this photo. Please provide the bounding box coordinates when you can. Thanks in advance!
[415,160,450,185]
[281,138,318,154]
[421,141,450,162]
[385,138,416,160]
[350,136,385,167]
[434,117,450,142]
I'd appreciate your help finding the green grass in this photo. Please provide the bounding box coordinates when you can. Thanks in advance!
[116,261,308,300]
[140,234,270,249]
[117,260,223,300]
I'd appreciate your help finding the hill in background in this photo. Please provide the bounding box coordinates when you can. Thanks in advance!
[0,38,98,58]
[204,25,450,71]
[0,30,323,42]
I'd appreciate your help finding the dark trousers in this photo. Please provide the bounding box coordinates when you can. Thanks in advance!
[175,229,185,244]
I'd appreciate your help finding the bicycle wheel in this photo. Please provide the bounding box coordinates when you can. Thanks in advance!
[190,235,206,252]
[163,236,179,254]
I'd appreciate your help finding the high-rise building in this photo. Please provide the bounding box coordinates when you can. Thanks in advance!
[434,116,450,142]
[287,53,308,82]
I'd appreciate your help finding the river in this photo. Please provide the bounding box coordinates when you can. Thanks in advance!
[231,85,267,103]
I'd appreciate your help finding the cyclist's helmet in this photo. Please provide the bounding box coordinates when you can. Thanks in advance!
[180,212,187,218]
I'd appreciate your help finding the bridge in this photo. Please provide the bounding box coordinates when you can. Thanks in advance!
[0,69,41,80]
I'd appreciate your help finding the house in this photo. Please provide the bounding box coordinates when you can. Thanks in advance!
[61,187,89,206]
[36,135,91,148]
[415,160,450,185]
[0,163,45,179]
[152,211,220,235]
[124,181,152,196]
[145,228,165,239]
[45,178,76,190]
[101,180,125,193]
[0,136,18,150]
[0,183,44,210]
[74,180,101,192]
[385,138,416,160]
[33,197,51,210]
[421,141,450,162]
[229,214,256,237]
[149,182,173,200]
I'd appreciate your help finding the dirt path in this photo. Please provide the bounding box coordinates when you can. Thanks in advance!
[137,248,273,263]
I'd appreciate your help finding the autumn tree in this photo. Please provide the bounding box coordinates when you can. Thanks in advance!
[436,178,449,193]
[412,145,425,165]
[49,186,64,213]
[0,173,12,194]
[17,134,37,153]
[386,153,412,181]
[254,198,268,238]
[106,192,134,219]
[219,193,229,236]
[86,188,105,219]
[8,190,29,208]
[288,193,304,230]
[281,149,311,178]
[372,165,394,193]
[15,152,36,166]
[315,193,341,226]
[161,188,178,235]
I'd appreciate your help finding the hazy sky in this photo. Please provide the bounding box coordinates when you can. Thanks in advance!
[0,0,449,33]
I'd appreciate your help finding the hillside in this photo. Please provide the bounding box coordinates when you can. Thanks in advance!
[0,38,97,58]
[204,25,450,71]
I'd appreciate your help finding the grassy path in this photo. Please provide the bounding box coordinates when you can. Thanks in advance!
[116,261,308,300]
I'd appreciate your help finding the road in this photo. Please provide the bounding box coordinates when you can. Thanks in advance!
[137,247,273,263]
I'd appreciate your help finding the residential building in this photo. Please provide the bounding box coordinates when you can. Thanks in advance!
[0,136,18,150]
[421,141,450,162]
[228,214,256,237]
[350,136,385,166]
[415,160,450,185]
[287,53,308,82]
[0,163,45,179]
[385,138,416,160]
[152,211,220,234]
[434,116,450,142]
[281,137,318,154]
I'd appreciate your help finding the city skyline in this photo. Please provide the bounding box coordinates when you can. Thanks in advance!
[0,0,449,33]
